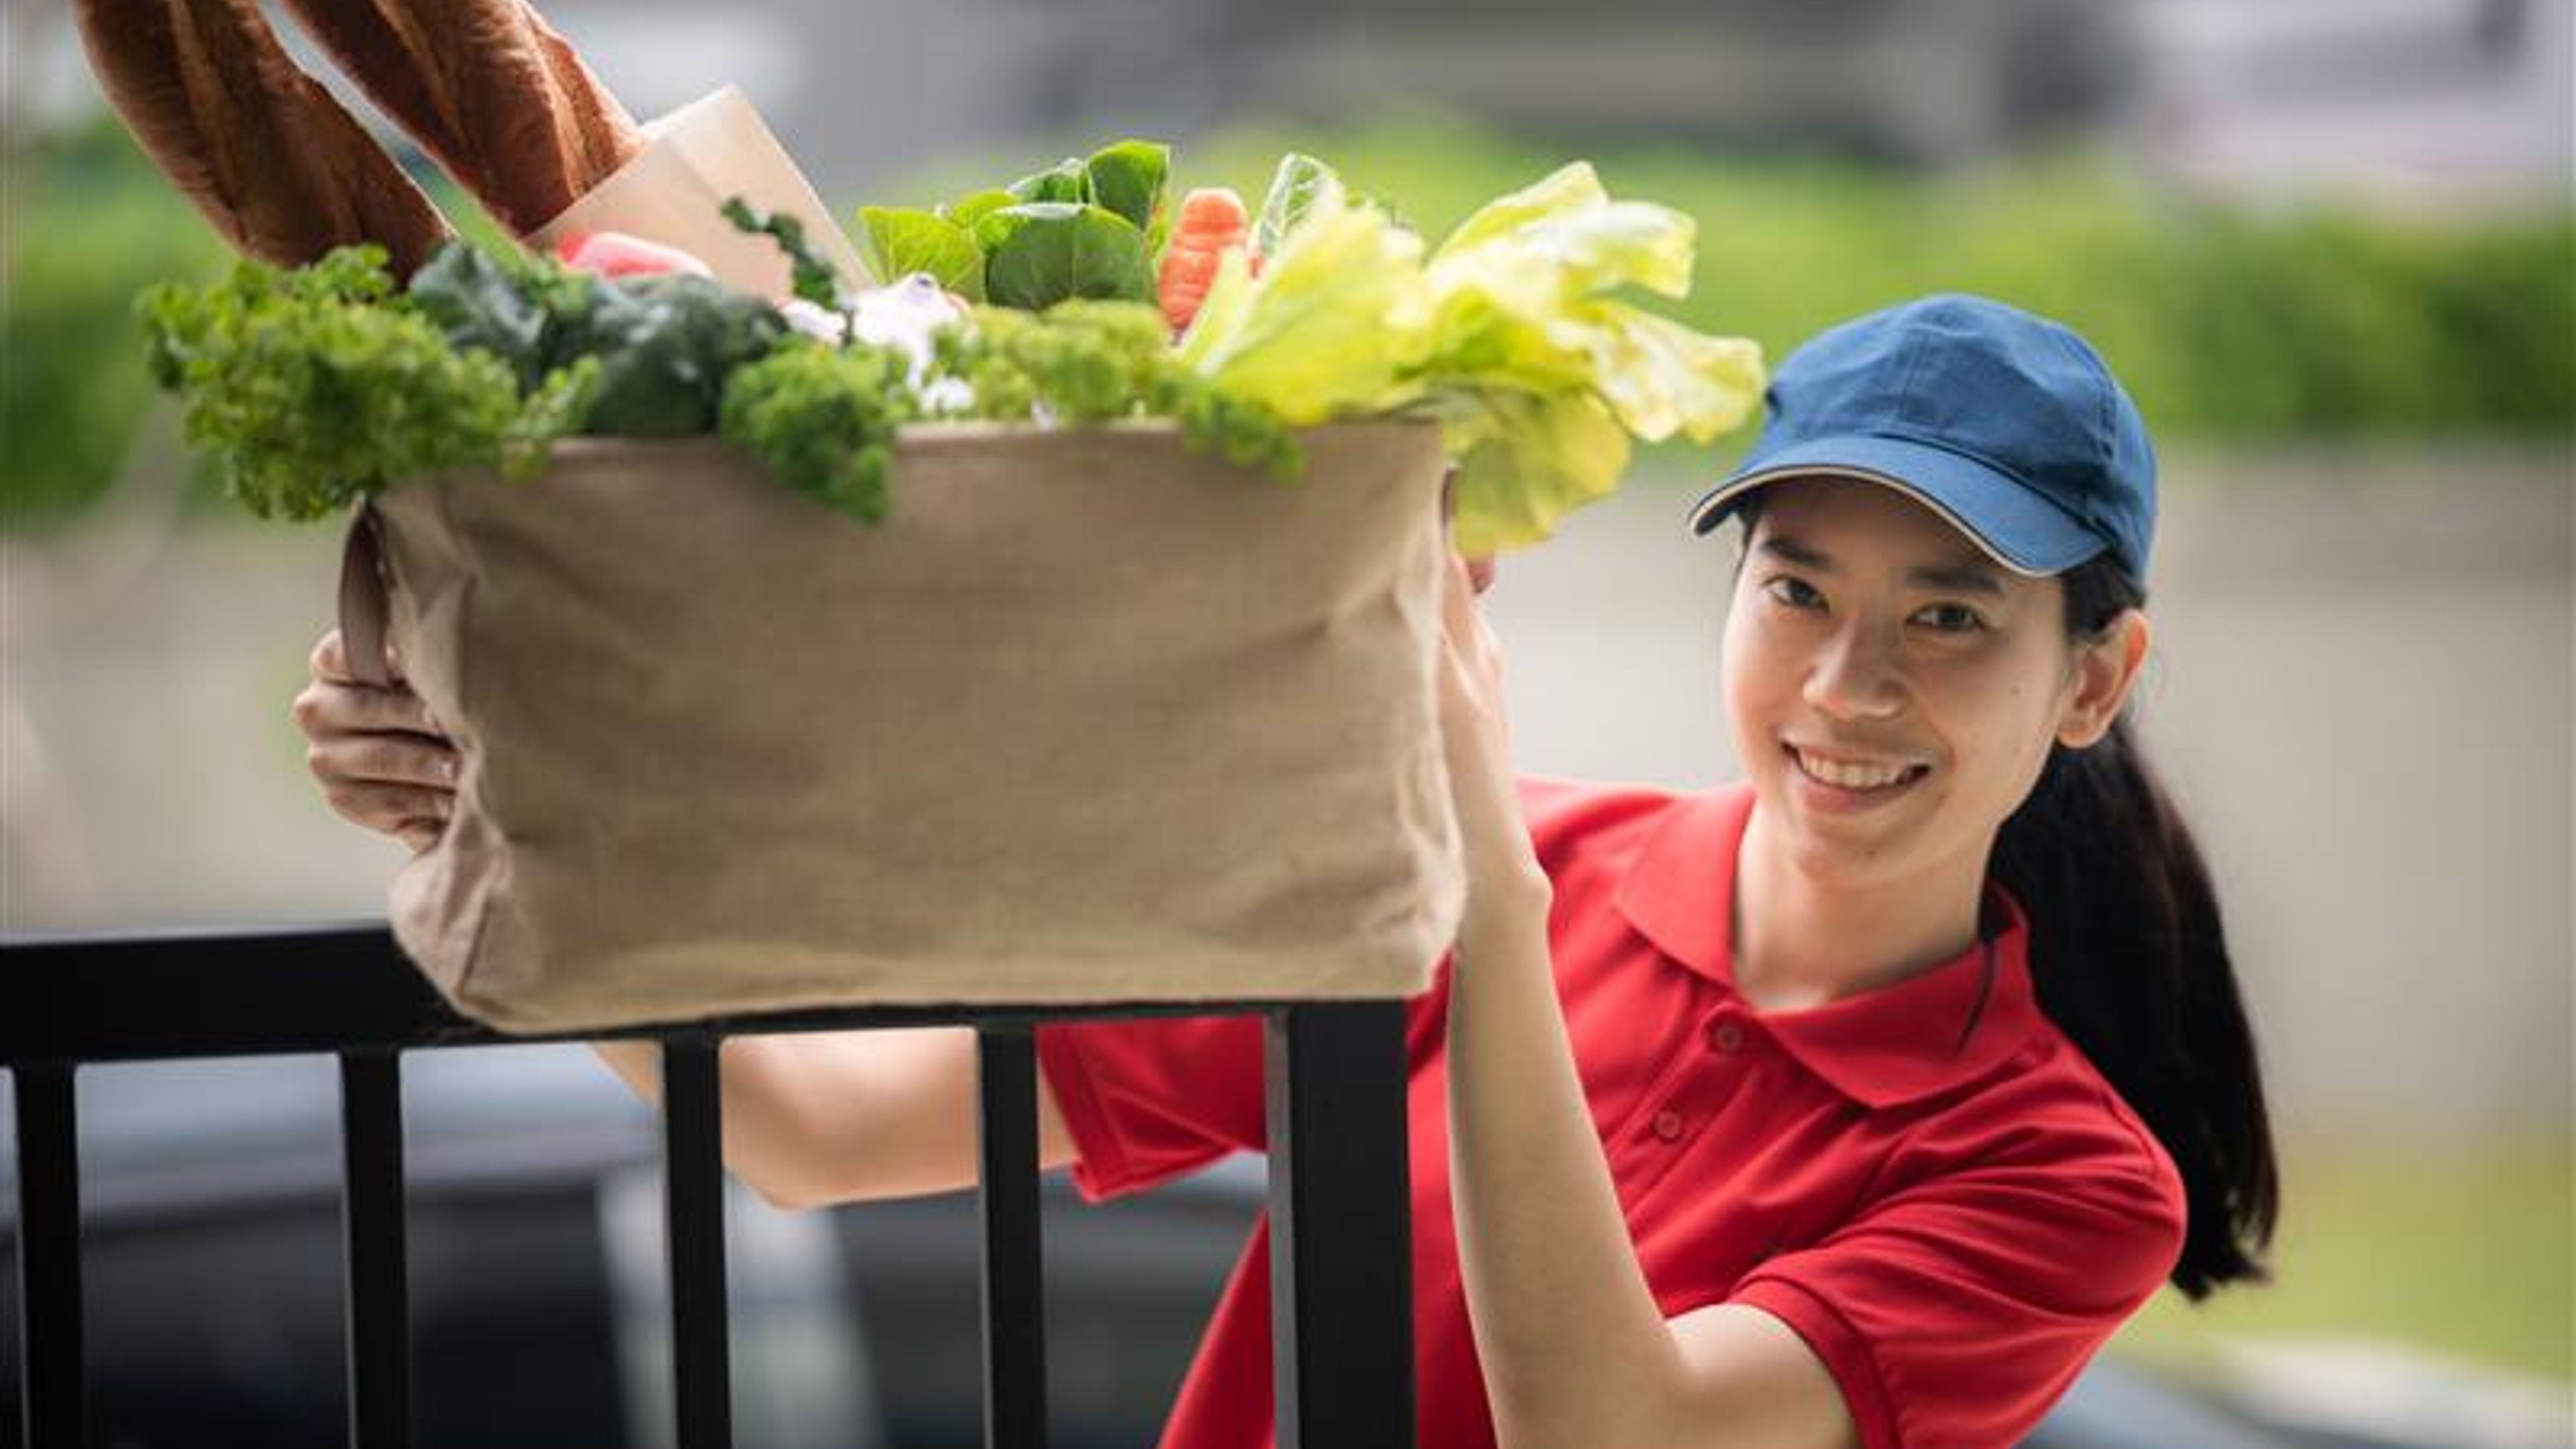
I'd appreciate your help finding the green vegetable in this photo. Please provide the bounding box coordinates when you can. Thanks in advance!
[977,203,1154,311]
[941,190,1018,231]
[1179,180,1430,425]
[1432,386,1633,551]
[867,142,1169,314]
[1254,152,1337,259]
[407,240,577,388]
[137,153,1767,543]
[1083,140,1172,245]
[1416,163,1761,549]
[720,196,843,306]
[137,245,594,521]
[932,301,1296,474]
[857,207,987,301]
[1179,160,1764,552]
[718,339,920,523]
[717,299,1293,523]
[412,238,789,437]
[561,275,787,436]
[1007,158,1089,205]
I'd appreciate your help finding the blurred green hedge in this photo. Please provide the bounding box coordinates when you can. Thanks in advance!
[7,115,2571,535]
[1180,120,2576,449]
[2,119,227,533]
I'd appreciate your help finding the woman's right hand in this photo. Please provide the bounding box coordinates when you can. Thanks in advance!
[291,627,459,853]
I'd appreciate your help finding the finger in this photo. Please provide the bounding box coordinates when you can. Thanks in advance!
[343,681,441,735]
[308,731,460,791]
[309,625,404,686]
[396,819,445,855]
[311,628,350,684]
[293,678,443,739]
[323,781,454,838]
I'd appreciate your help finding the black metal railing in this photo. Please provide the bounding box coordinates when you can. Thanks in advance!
[0,923,1415,1449]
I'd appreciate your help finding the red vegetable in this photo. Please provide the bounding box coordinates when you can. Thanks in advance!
[553,230,712,280]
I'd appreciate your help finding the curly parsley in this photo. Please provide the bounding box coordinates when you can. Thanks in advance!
[138,247,595,520]
[932,301,1297,476]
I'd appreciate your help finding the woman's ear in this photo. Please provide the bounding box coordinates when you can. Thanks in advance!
[2057,608,2150,749]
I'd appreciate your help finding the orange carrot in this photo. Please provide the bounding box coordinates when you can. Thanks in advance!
[1159,186,1255,334]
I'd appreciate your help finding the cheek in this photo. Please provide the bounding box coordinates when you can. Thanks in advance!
[1719,605,1782,712]
[1955,658,2072,794]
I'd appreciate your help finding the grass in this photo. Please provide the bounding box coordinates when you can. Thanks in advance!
[2112,1137,2574,1384]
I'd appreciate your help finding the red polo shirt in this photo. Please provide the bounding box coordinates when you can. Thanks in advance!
[1035,779,2187,1449]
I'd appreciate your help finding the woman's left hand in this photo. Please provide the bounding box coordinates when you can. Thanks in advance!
[1437,549,1547,908]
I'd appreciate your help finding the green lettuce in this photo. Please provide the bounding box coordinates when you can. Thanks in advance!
[1177,180,1428,426]
[1179,158,1763,551]
[857,207,986,301]
[859,142,1168,312]
[1434,386,1633,554]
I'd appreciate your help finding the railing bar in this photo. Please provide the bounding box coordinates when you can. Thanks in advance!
[13,1063,86,1449]
[0,924,1342,1063]
[1265,1003,1415,1449]
[339,1050,412,1449]
[662,1033,733,1449]
[975,1025,1048,1449]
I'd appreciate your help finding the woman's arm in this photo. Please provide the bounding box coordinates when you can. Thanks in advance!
[1432,555,1856,1449]
[590,1030,1079,1209]
[292,627,1078,1210]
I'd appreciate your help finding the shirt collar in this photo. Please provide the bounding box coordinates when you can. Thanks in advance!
[1614,785,2045,1110]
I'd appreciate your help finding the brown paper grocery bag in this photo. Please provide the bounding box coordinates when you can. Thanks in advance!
[339,421,1462,1032]
[527,85,873,301]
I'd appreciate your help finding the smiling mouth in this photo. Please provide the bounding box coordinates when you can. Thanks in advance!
[1786,744,1931,793]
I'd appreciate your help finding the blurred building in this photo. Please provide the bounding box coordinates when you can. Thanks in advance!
[2131,0,2573,211]
[541,0,2141,186]
[12,0,2565,204]
[516,0,2568,205]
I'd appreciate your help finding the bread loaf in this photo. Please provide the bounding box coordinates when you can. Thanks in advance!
[76,0,452,274]
[270,0,645,235]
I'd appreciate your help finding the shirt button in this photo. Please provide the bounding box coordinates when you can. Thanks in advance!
[1650,1110,1684,1142]
[1709,1021,1746,1055]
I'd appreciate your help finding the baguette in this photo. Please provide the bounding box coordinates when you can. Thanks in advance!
[270,0,645,235]
[76,0,451,274]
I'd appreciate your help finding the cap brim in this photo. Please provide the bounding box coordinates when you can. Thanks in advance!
[1684,435,2103,578]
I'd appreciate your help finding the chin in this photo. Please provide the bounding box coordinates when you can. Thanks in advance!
[1752,773,1937,890]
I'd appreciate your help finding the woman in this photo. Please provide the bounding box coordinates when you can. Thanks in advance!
[295,292,2276,1449]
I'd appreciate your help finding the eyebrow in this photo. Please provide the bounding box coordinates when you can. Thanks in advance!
[1755,534,2009,597]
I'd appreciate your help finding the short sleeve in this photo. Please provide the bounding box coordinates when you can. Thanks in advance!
[1035,1014,1269,1203]
[1728,1134,2187,1449]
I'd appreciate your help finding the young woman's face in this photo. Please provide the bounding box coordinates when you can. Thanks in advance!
[1721,476,2135,896]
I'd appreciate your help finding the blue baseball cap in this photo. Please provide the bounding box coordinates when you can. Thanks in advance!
[1686,293,2156,579]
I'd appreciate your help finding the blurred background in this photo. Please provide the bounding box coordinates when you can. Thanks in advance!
[2,0,2570,1444]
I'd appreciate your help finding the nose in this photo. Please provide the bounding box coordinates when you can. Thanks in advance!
[1803,620,1907,721]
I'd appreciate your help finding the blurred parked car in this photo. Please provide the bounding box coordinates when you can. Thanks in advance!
[0,1043,2443,1449]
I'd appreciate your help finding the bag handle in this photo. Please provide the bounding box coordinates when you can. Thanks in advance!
[337,506,394,690]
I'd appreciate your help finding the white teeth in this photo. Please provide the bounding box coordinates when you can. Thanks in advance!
[1794,749,1918,791]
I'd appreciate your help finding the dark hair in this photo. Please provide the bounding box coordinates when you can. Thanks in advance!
[1988,554,2279,1299]
[1727,495,2277,1299]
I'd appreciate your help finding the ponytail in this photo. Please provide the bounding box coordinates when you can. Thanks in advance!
[1989,556,2279,1299]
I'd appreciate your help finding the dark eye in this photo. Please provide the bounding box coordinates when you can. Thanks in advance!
[1763,576,1825,610]
[1914,602,1987,633]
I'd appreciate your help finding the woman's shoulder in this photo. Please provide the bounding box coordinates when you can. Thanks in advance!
[1894,1026,2189,1239]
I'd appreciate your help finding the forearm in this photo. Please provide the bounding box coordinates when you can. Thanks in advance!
[587,1027,981,1208]
[587,1035,832,1207]
[1446,882,1686,1449]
